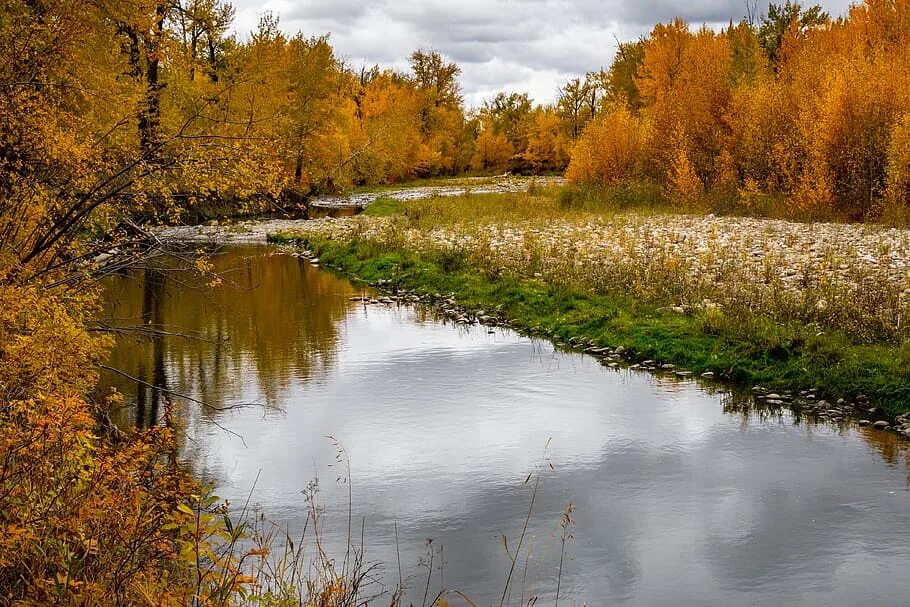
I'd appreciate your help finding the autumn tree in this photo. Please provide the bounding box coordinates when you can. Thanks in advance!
[171,0,235,81]
[558,78,588,140]
[759,1,829,66]
[409,49,468,174]
[566,105,649,185]
[410,48,463,109]
[567,0,910,218]
[349,70,427,183]
[603,40,646,109]
[283,35,347,189]
[525,107,570,172]
[471,120,514,173]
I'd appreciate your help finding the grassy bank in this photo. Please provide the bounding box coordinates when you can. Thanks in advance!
[271,187,910,419]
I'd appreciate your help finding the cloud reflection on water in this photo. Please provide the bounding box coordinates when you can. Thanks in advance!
[100,246,910,606]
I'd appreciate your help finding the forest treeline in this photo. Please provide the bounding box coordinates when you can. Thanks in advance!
[568,0,910,221]
[1,0,574,235]
[7,0,908,229]
[2,0,909,604]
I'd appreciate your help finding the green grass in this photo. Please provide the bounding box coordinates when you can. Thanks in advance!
[361,196,403,217]
[557,181,670,212]
[272,233,910,417]
[353,173,503,193]
[271,184,910,415]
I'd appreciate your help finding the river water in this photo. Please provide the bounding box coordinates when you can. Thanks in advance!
[100,245,910,606]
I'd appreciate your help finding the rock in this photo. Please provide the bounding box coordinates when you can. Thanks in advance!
[674,370,692,377]
[700,371,715,378]
[661,363,675,370]
[872,420,889,429]
[858,419,871,426]
[614,345,626,355]
[309,257,320,264]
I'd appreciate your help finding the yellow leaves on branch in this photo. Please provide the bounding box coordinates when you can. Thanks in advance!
[0,285,110,396]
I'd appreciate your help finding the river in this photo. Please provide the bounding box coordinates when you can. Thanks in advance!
[99,245,910,606]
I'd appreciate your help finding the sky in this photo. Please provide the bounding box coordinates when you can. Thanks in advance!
[229,0,855,108]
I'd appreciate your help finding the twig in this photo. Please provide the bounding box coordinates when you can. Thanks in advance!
[500,438,551,607]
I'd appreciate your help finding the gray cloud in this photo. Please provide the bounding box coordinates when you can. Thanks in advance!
[231,0,855,107]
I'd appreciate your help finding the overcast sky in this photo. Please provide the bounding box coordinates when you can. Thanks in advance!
[230,0,855,107]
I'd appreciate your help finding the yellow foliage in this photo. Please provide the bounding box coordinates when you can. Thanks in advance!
[667,146,704,206]
[568,0,910,220]
[471,124,514,173]
[886,114,910,206]
[565,106,648,186]
[524,108,570,172]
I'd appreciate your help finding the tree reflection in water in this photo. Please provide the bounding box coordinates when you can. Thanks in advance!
[97,244,910,486]
[98,246,356,429]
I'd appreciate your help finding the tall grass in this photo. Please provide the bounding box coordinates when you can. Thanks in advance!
[186,451,573,607]
[281,187,910,345]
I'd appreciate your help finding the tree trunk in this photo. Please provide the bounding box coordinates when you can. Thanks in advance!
[138,3,166,161]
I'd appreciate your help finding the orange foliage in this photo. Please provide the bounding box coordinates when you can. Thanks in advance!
[667,145,705,206]
[569,0,910,220]
[886,114,910,207]
[565,106,648,186]
[524,108,570,172]
[471,123,514,173]
[0,283,202,605]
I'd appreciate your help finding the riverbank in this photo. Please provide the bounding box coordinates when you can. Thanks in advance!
[267,187,910,427]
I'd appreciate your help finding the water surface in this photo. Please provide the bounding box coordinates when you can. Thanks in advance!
[100,246,910,606]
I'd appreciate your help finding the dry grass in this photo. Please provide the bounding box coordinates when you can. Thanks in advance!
[279,188,910,344]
